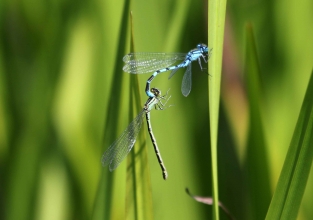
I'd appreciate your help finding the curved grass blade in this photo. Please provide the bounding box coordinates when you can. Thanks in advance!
[125,12,154,220]
[265,70,313,219]
[244,24,272,220]
[91,0,131,219]
[208,0,227,218]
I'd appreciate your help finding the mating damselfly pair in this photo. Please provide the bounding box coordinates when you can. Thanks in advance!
[102,44,212,180]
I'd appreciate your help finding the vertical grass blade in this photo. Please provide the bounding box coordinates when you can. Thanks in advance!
[244,24,272,220]
[163,0,191,50]
[125,12,154,220]
[265,69,313,219]
[91,0,131,219]
[208,0,227,219]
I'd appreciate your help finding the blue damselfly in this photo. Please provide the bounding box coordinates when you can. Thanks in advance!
[123,44,212,97]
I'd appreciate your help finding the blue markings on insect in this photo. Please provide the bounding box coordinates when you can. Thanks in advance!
[123,43,212,97]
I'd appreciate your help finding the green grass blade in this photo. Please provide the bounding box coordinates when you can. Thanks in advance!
[91,0,131,219]
[6,51,60,220]
[244,24,272,220]
[265,69,313,219]
[163,1,191,50]
[208,0,227,219]
[125,13,154,220]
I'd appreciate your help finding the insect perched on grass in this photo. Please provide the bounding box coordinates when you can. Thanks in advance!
[123,43,212,97]
[102,88,171,180]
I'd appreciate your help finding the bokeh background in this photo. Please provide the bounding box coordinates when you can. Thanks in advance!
[0,0,313,219]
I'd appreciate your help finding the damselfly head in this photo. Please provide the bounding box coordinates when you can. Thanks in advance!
[197,43,208,54]
[151,88,161,97]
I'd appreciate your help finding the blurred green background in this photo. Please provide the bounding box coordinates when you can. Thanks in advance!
[0,0,313,219]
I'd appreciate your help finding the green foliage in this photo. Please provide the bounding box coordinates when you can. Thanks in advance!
[265,70,313,219]
[244,24,272,219]
[208,0,227,218]
[1,0,313,220]
[124,12,154,220]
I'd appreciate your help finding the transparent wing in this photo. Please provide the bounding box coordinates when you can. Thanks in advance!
[181,64,192,97]
[101,110,145,171]
[123,52,186,74]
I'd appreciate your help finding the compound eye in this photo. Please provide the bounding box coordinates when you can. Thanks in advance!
[151,88,160,96]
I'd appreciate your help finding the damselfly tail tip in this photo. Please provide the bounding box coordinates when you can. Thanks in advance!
[163,171,168,180]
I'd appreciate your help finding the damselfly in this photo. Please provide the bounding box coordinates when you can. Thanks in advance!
[123,43,212,97]
[101,88,170,180]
